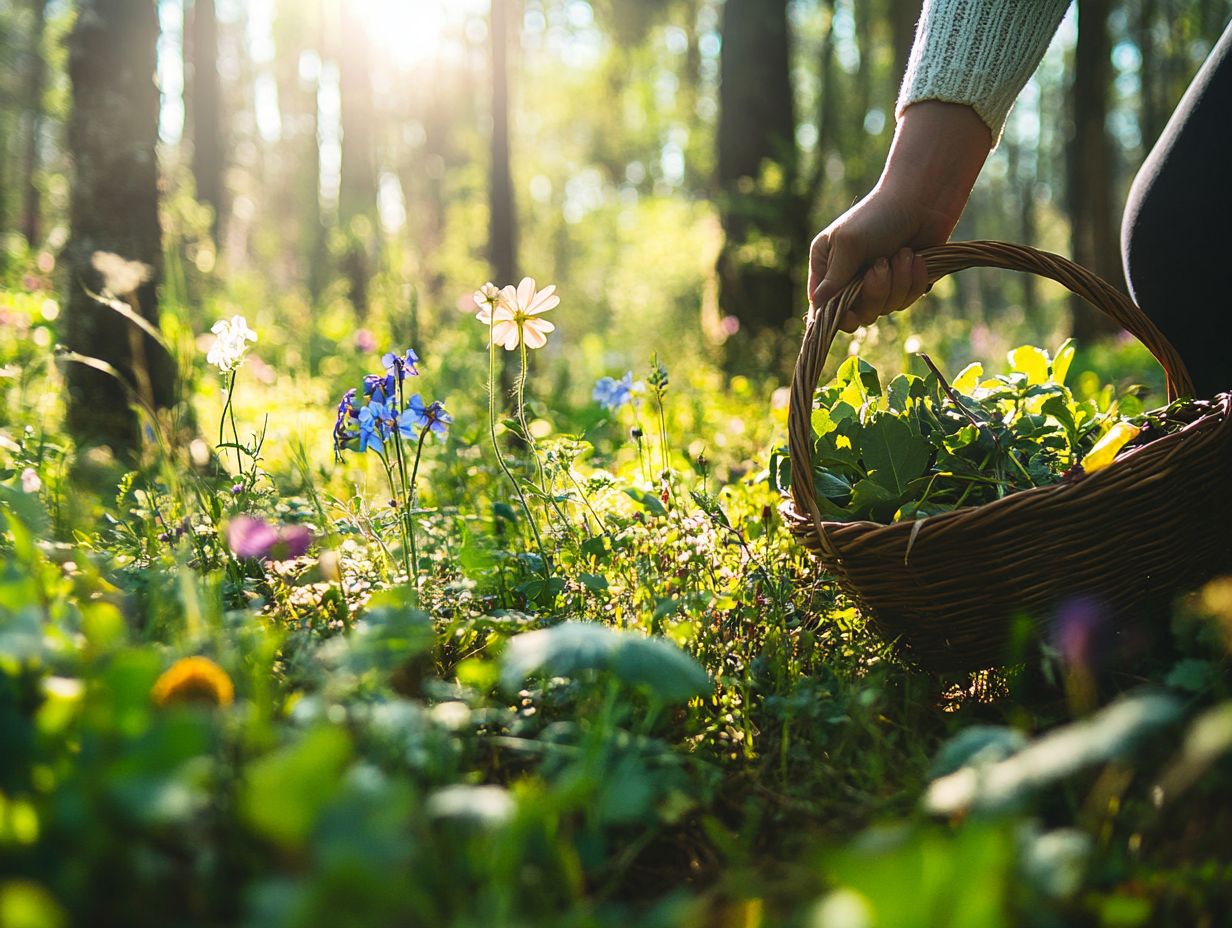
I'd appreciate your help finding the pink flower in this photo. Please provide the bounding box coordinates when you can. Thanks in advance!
[227,515,313,561]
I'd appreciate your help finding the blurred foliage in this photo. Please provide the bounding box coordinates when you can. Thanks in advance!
[1,0,1232,923]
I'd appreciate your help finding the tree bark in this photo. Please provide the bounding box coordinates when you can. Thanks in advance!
[715,0,801,357]
[489,0,517,290]
[20,0,48,246]
[186,0,225,239]
[338,9,376,317]
[1068,0,1123,341]
[64,0,176,455]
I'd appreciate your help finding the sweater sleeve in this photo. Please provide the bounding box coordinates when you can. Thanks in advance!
[896,0,1071,145]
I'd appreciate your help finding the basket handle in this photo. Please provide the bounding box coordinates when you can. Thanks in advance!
[787,240,1196,558]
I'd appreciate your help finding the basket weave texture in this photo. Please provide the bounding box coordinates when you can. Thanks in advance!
[783,241,1232,672]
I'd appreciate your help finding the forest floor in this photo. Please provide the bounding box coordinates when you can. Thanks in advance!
[1,269,1230,928]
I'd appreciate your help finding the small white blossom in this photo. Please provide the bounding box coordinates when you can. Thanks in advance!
[206,315,257,372]
[20,468,41,494]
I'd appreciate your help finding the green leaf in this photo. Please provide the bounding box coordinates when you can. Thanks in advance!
[848,479,901,520]
[623,487,667,517]
[835,356,882,399]
[861,414,930,495]
[1051,338,1076,385]
[580,534,612,561]
[499,621,711,702]
[813,470,853,499]
[241,726,353,848]
[579,572,609,593]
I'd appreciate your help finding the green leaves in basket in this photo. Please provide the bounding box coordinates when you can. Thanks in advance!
[790,341,1147,525]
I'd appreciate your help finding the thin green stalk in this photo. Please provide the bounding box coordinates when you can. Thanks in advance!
[379,451,412,581]
[219,369,242,475]
[406,425,430,579]
[489,335,549,581]
[517,340,575,537]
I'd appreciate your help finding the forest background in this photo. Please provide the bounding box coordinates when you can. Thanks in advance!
[3,0,1230,437]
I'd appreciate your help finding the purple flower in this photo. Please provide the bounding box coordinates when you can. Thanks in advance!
[227,515,278,559]
[227,515,314,561]
[333,388,359,454]
[382,348,420,381]
[269,524,313,560]
[398,394,452,439]
[354,329,377,353]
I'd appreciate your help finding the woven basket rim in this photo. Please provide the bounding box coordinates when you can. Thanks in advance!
[782,391,1232,547]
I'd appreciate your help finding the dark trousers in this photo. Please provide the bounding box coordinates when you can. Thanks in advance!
[1123,19,1232,399]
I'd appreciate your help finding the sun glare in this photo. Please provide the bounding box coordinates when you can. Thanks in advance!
[352,0,453,68]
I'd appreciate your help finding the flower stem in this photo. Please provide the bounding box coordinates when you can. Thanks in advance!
[489,334,549,583]
[517,339,573,534]
[219,369,242,475]
[406,426,430,580]
[380,452,412,582]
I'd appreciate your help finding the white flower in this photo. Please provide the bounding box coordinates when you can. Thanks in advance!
[20,468,40,494]
[472,282,502,314]
[206,315,257,372]
[476,277,558,350]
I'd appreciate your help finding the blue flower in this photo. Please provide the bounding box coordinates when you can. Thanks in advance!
[593,372,642,411]
[333,388,359,453]
[363,373,397,406]
[382,348,420,381]
[398,394,453,439]
[357,401,394,453]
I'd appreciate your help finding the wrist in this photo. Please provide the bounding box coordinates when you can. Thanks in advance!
[875,101,992,237]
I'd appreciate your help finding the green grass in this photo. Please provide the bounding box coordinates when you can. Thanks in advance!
[0,269,1230,928]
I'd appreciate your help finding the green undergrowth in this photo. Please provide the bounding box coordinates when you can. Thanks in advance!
[1,274,1231,928]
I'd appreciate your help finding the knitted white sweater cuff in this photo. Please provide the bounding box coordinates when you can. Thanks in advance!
[896,0,1071,144]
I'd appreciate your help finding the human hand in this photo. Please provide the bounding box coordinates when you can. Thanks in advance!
[807,101,993,332]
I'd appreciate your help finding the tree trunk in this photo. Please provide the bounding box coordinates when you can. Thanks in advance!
[64,0,176,455]
[186,0,225,239]
[890,0,922,82]
[20,0,48,246]
[338,9,375,317]
[489,0,517,290]
[715,0,800,360]
[1068,0,1123,342]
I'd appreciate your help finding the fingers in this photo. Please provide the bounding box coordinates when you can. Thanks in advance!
[835,249,931,332]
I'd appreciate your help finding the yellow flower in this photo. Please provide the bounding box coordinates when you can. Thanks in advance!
[151,657,235,708]
[476,277,558,350]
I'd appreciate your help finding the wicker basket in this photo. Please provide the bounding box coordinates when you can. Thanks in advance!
[783,241,1232,672]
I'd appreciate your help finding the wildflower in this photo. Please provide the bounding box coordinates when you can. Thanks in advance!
[20,468,41,494]
[593,371,643,410]
[363,373,397,406]
[226,514,278,558]
[478,277,558,350]
[398,394,453,438]
[354,328,377,352]
[152,656,235,708]
[473,282,502,313]
[206,315,257,372]
[91,251,152,297]
[333,388,359,452]
[382,348,420,381]
[227,514,314,560]
[269,524,313,560]
[357,401,395,453]
[230,483,244,495]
